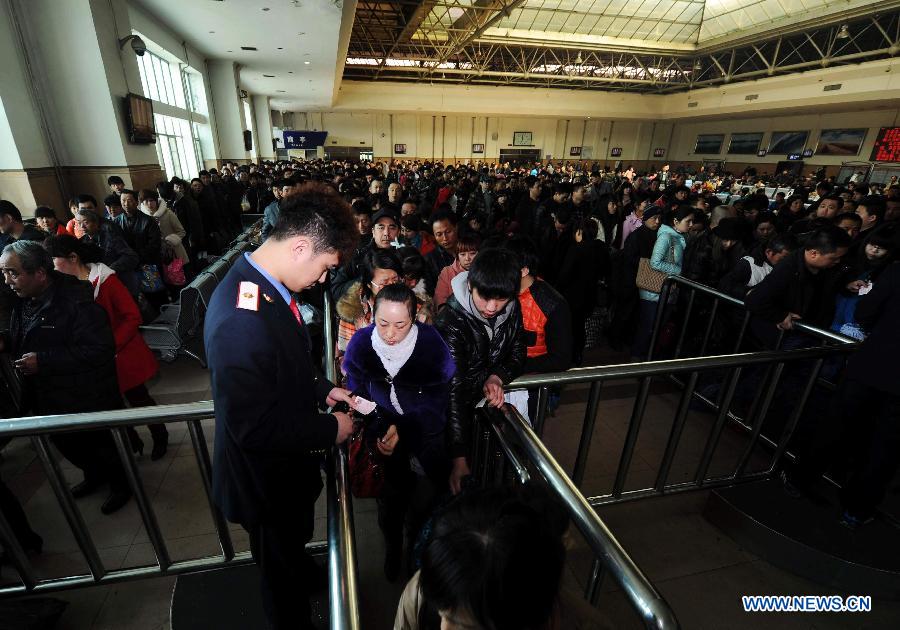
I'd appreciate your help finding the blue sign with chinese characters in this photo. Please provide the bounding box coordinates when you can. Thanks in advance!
[283,130,328,149]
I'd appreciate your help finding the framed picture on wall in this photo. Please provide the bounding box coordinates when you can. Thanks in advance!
[610,147,623,157]
[570,146,582,156]
[653,148,665,157]
[394,144,407,154]
[472,143,484,153]
[768,130,809,155]
[728,132,764,154]
[513,131,533,146]
[694,134,724,154]
[816,128,867,156]
[757,149,768,157]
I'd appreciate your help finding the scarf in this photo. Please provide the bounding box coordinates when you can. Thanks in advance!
[370,323,419,414]
[87,263,116,299]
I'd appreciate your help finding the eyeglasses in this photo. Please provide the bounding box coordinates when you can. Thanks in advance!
[370,275,400,289]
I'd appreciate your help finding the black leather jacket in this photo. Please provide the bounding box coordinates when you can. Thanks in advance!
[434,294,525,458]
[4,272,121,416]
[113,211,161,266]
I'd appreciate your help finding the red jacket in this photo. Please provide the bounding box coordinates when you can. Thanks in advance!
[92,268,158,392]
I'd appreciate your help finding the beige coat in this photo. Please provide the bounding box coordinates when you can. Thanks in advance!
[144,204,189,263]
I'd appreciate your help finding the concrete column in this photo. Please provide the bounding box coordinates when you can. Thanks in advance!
[0,0,166,213]
[252,95,274,160]
[208,60,248,162]
[0,3,57,212]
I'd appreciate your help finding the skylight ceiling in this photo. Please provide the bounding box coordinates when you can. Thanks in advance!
[346,0,897,92]
[462,0,883,51]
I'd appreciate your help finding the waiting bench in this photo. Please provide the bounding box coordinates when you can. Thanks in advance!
[140,228,258,367]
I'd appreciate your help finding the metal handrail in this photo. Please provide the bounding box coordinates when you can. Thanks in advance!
[0,279,362,630]
[503,341,856,508]
[0,400,253,598]
[322,289,361,630]
[495,404,680,630]
[648,276,859,358]
[0,401,214,437]
[327,446,361,630]
[507,345,854,389]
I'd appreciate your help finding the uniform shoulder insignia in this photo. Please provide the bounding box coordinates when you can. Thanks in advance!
[236,281,260,311]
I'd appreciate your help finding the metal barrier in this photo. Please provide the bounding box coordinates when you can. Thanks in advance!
[507,344,856,506]
[647,275,857,363]
[0,402,252,596]
[322,289,361,630]
[472,404,680,630]
[0,290,361,630]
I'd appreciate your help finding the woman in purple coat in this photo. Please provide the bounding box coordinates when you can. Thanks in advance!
[343,283,455,582]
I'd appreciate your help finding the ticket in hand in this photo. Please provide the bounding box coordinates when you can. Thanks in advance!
[351,396,377,415]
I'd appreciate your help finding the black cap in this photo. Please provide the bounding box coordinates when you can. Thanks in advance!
[371,209,399,226]
[642,206,662,222]
[34,206,57,219]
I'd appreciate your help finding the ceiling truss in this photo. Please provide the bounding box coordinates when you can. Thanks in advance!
[346,3,900,93]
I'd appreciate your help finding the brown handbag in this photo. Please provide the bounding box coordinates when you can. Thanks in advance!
[636,257,668,293]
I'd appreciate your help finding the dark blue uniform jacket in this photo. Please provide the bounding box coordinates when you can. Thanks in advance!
[204,255,337,526]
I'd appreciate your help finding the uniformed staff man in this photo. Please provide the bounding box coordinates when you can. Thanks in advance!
[204,183,358,629]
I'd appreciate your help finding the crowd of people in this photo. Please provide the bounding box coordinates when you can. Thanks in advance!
[0,155,898,629]
[0,168,277,564]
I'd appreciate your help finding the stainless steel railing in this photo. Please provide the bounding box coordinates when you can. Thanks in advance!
[473,404,680,630]
[647,275,857,363]
[507,344,856,505]
[0,294,360,630]
[0,402,253,596]
[322,290,361,630]
[0,402,358,626]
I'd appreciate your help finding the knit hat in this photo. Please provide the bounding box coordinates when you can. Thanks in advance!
[713,217,742,241]
[642,206,662,222]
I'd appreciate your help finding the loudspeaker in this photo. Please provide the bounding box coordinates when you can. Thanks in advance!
[243,129,253,152]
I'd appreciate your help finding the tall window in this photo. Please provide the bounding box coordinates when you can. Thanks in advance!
[137,49,186,109]
[182,69,208,116]
[154,114,201,182]
[135,35,211,180]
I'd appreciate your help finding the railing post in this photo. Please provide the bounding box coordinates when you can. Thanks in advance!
[111,427,171,571]
[0,505,36,590]
[698,299,720,356]
[187,419,235,561]
[733,362,785,479]
[646,281,672,362]
[769,358,826,470]
[694,367,742,484]
[327,446,360,630]
[732,310,751,354]
[572,381,603,489]
[612,377,652,498]
[323,290,337,383]
[673,288,696,359]
[654,371,700,492]
[32,435,105,581]
[533,386,550,438]
[585,557,605,605]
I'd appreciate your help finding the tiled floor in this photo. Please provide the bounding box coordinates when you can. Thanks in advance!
[2,347,898,629]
